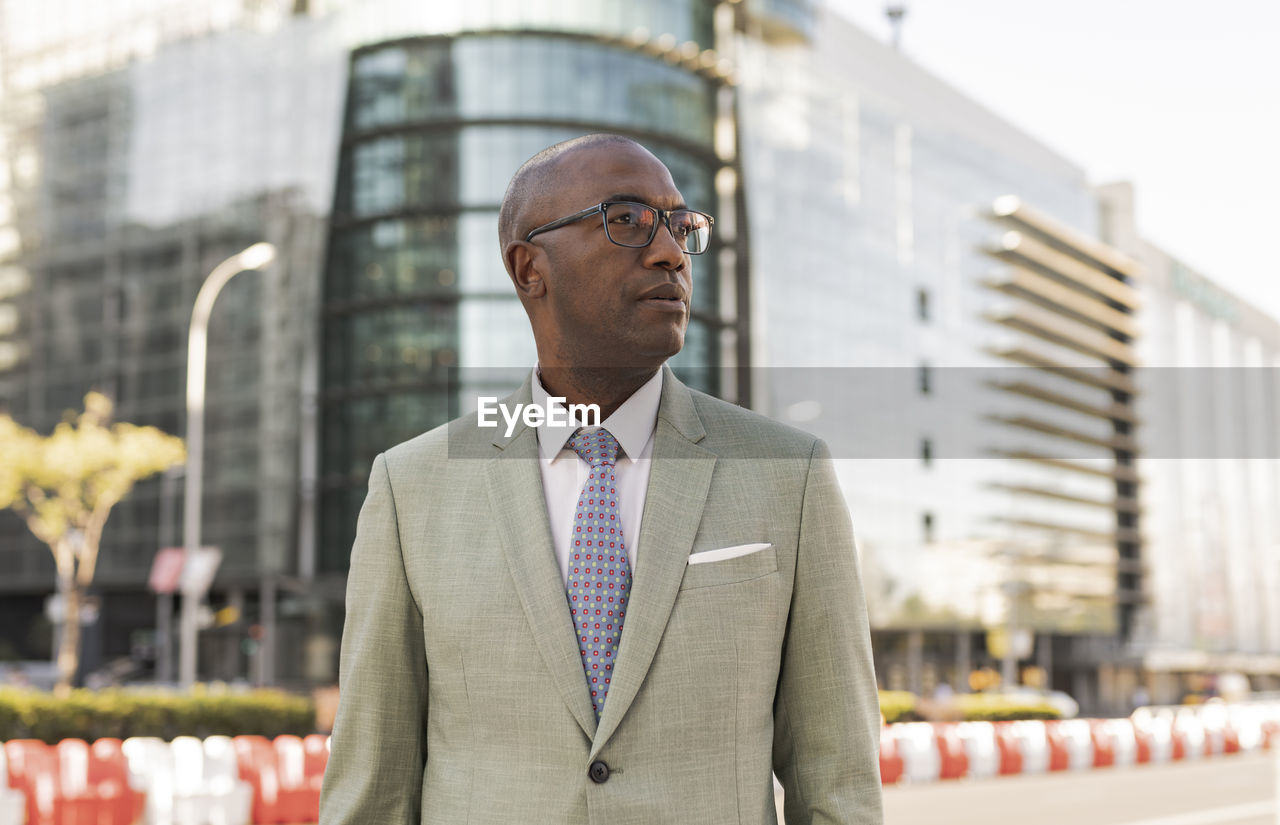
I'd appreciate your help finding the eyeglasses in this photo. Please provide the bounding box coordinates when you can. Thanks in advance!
[524,201,715,255]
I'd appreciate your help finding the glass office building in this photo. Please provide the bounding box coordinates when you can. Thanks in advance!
[318,26,735,571]
[0,0,742,685]
[3,0,1270,709]
[732,11,1145,710]
[0,2,342,681]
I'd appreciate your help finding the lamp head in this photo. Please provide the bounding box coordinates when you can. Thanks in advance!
[237,242,276,271]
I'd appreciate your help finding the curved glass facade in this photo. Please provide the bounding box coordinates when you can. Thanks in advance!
[349,37,716,145]
[320,31,728,571]
[388,0,716,49]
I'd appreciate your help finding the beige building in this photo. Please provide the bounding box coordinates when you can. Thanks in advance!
[1100,182,1280,701]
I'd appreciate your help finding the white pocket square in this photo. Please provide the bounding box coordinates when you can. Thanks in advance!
[687,543,772,565]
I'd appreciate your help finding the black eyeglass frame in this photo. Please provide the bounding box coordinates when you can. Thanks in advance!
[523,201,715,255]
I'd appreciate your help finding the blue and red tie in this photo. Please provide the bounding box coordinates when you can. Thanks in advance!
[565,428,632,720]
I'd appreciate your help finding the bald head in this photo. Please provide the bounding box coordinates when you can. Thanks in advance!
[497,133,649,264]
[497,133,693,377]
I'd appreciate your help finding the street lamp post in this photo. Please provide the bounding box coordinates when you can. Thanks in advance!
[180,242,276,689]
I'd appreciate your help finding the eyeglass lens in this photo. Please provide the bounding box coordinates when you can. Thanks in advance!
[604,203,712,254]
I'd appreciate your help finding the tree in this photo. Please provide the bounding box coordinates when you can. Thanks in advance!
[0,393,185,695]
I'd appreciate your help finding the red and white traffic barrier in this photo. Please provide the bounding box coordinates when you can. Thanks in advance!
[2,733,330,824]
[879,700,1280,785]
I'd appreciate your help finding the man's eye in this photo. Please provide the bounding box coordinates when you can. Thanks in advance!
[610,214,633,225]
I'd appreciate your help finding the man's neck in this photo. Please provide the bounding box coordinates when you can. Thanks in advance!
[537,365,662,422]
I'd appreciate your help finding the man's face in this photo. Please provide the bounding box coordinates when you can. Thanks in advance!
[526,143,694,370]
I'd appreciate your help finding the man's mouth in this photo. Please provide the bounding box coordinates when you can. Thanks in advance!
[642,296,686,312]
[638,284,688,311]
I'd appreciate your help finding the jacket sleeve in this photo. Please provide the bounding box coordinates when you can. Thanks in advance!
[319,452,428,825]
[772,439,884,825]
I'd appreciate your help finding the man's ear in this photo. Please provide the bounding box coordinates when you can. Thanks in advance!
[505,240,547,299]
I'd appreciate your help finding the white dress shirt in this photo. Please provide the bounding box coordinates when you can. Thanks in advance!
[532,367,662,585]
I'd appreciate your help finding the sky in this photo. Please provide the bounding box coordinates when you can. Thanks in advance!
[826,0,1280,321]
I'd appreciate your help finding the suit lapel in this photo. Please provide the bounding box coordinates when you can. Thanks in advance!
[484,380,598,740]
[590,369,714,757]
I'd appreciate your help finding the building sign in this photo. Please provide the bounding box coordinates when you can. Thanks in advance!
[148,546,222,596]
[148,548,185,594]
[1171,260,1239,324]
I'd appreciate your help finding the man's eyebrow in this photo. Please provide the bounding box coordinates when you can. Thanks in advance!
[605,193,688,210]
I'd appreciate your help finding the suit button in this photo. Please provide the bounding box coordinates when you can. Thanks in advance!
[588,760,610,784]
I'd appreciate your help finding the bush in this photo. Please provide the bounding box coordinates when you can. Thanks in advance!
[0,686,315,743]
[879,690,918,724]
[951,692,1061,722]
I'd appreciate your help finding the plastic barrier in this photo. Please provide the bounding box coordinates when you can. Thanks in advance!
[236,734,326,824]
[1196,702,1238,755]
[1173,708,1207,760]
[302,735,329,788]
[1088,720,1116,767]
[878,729,904,785]
[934,724,969,780]
[121,734,253,825]
[991,722,1024,775]
[233,736,283,824]
[203,736,254,825]
[1133,725,1153,764]
[1227,705,1266,752]
[90,739,143,802]
[173,735,217,824]
[0,742,31,825]
[864,701,1280,786]
[1159,716,1181,762]
[1009,720,1050,775]
[6,701,1279,805]
[3,738,144,825]
[272,735,320,823]
[1132,708,1175,763]
[122,736,177,825]
[4,739,59,825]
[954,722,999,780]
[57,737,147,825]
[1041,721,1073,772]
[890,723,941,783]
[1094,718,1137,767]
[1052,720,1095,771]
[1263,717,1279,749]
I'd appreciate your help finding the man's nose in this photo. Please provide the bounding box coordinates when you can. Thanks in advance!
[643,218,687,270]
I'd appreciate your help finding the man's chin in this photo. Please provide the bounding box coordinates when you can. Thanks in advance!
[644,330,686,364]
[588,339,683,373]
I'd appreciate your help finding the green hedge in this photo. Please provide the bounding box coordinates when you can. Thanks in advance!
[0,687,315,743]
[879,690,918,724]
[877,690,1063,724]
[951,693,1062,722]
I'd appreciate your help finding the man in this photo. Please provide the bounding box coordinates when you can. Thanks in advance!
[320,134,883,824]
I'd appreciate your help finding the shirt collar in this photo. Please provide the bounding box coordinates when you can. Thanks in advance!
[532,365,663,466]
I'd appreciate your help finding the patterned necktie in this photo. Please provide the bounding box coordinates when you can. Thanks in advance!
[566,427,632,720]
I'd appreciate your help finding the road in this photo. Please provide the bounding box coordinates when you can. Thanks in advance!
[878,750,1279,825]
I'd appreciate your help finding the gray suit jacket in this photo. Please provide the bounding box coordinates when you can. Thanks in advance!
[320,367,883,824]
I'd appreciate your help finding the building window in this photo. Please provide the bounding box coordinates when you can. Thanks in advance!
[922,511,934,544]
[917,287,930,322]
[920,437,932,467]
[919,362,931,395]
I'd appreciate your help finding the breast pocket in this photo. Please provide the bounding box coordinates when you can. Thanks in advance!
[679,545,778,590]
